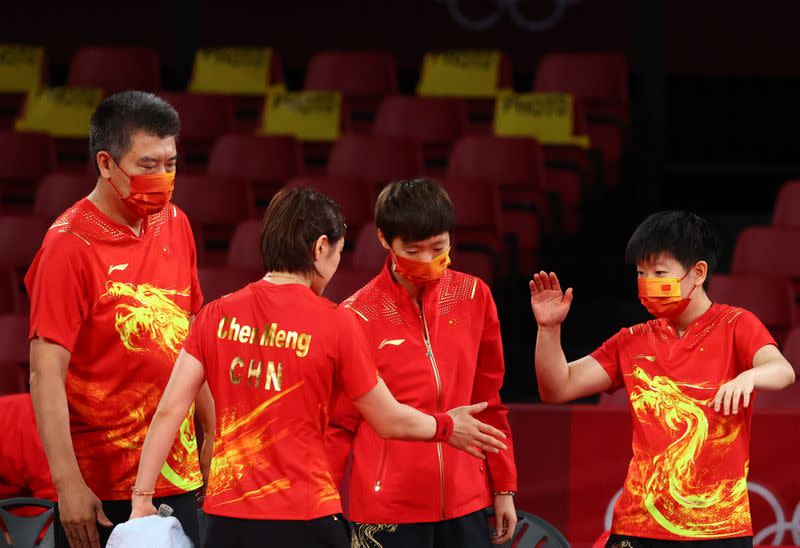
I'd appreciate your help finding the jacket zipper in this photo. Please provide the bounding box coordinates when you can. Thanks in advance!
[421,306,446,520]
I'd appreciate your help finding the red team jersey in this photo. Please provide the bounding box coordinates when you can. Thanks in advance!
[182,280,378,520]
[25,199,204,500]
[592,303,776,540]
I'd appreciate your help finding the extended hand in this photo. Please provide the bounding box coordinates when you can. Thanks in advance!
[445,402,507,459]
[711,370,755,415]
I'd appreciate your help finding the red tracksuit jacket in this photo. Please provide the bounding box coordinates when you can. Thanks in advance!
[326,261,517,524]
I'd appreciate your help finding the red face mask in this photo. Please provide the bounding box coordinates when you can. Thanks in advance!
[392,248,451,286]
[638,272,697,319]
[109,161,175,218]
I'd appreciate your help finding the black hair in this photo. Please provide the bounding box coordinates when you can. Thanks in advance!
[375,178,455,244]
[260,187,346,276]
[89,90,180,175]
[625,210,720,289]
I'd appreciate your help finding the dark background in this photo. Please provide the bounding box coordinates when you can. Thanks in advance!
[6,0,798,400]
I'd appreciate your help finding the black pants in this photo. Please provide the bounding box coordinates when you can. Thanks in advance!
[203,513,350,548]
[350,509,493,548]
[606,534,754,548]
[53,491,200,547]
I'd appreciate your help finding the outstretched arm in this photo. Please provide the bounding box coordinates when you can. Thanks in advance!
[351,378,507,460]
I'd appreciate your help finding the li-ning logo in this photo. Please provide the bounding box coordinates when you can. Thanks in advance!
[378,339,405,350]
[107,263,129,275]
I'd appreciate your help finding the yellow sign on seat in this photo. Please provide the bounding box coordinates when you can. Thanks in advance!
[15,87,103,138]
[0,45,44,93]
[494,91,590,148]
[260,90,341,142]
[417,50,501,98]
[189,47,276,95]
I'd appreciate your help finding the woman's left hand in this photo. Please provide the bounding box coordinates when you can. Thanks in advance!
[491,494,517,544]
[711,370,755,415]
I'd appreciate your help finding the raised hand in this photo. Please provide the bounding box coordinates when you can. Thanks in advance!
[529,271,574,327]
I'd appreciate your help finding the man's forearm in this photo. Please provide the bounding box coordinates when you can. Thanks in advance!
[29,365,84,491]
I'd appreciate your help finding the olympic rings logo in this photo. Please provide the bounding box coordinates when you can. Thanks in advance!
[604,483,800,545]
[438,0,580,32]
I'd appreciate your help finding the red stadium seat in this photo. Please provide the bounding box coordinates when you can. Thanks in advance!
[324,267,375,304]
[446,136,554,271]
[440,178,502,238]
[158,92,235,172]
[0,361,27,396]
[783,326,800,373]
[68,47,160,94]
[285,176,373,233]
[227,219,262,270]
[0,216,50,269]
[708,274,796,343]
[732,227,800,278]
[772,180,800,227]
[198,266,263,303]
[535,52,628,120]
[439,178,504,278]
[0,314,29,362]
[305,51,397,98]
[448,135,545,185]
[0,314,30,395]
[33,173,93,220]
[451,251,495,287]
[0,267,18,314]
[0,131,56,209]
[326,135,423,186]
[305,51,397,131]
[171,175,253,266]
[352,224,385,271]
[447,135,582,232]
[534,52,628,186]
[372,96,467,172]
[172,175,252,226]
[208,134,303,210]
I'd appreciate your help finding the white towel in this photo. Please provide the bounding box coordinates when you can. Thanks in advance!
[106,515,193,548]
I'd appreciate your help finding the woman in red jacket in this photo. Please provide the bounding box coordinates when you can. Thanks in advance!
[128,187,508,548]
[328,178,518,547]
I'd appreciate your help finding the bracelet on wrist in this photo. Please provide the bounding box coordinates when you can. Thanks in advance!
[132,486,155,497]
[493,491,516,497]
